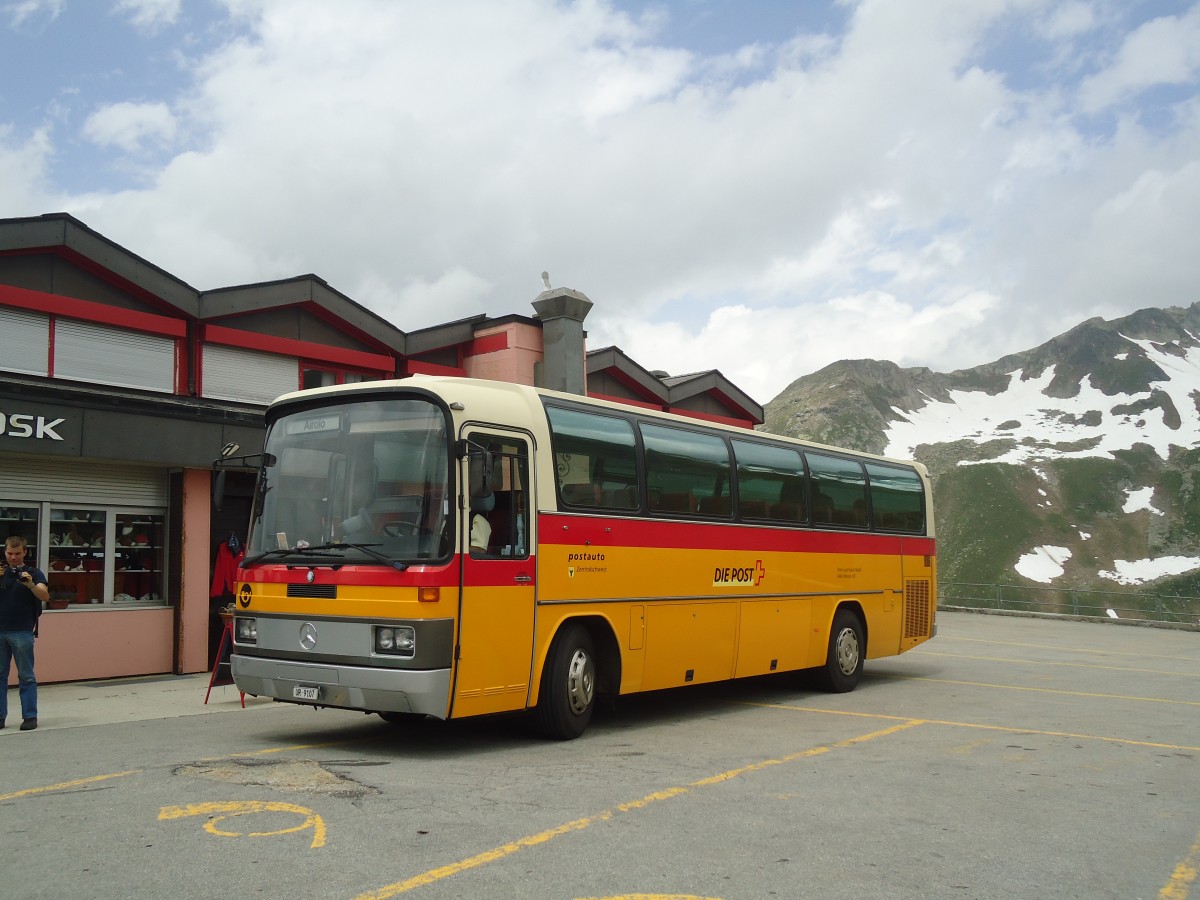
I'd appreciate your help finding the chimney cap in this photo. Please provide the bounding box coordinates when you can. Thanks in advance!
[532,287,592,322]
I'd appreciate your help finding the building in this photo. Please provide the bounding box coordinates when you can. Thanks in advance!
[1,212,762,685]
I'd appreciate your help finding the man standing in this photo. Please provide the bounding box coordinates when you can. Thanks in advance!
[1,536,49,731]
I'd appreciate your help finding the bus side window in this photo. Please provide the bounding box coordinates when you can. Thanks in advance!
[467,437,529,558]
[732,440,805,524]
[546,406,639,512]
[805,451,866,528]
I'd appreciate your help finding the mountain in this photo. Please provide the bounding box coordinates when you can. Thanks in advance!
[761,303,1200,619]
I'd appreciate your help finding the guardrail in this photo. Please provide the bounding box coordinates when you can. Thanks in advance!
[939,582,1200,627]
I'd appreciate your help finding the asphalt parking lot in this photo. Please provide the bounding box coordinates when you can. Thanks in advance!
[3,609,1198,899]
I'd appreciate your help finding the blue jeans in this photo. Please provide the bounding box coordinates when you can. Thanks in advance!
[0,629,37,722]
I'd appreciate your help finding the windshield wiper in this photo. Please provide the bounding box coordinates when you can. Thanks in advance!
[242,546,348,568]
[287,542,409,571]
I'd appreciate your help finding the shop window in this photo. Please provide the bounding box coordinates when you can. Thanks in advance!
[0,504,40,560]
[45,507,166,607]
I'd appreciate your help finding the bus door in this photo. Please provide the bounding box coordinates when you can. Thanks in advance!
[452,430,536,718]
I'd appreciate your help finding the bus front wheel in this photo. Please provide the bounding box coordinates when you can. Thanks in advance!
[534,623,596,740]
[816,609,864,693]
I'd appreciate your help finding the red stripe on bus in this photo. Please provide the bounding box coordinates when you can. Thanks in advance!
[537,513,935,557]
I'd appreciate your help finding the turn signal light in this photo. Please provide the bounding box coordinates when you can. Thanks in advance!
[418,587,440,603]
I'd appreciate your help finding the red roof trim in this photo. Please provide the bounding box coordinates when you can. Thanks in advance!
[587,390,664,412]
[203,323,395,372]
[467,332,509,357]
[0,283,187,337]
[400,359,467,377]
[666,406,756,429]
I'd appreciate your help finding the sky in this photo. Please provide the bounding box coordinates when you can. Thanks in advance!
[2,0,1199,405]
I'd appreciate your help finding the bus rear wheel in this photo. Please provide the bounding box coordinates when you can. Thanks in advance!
[534,623,596,740]
[815,608,864,693]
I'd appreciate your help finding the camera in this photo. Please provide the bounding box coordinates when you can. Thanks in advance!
[6,567,21,578]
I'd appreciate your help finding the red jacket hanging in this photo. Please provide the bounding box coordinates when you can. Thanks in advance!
[210,541,245,598]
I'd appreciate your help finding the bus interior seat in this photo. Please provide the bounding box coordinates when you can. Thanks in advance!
[655,492,696,513]
[561,482,597,506]
[770,502,802,522]
[810,491,835,524]
[697,495,732,516]
[602,485,638,509]
[741,499,770,518]
[486,492,513,550]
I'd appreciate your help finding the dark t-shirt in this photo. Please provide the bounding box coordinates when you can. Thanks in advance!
[0,565,47,632]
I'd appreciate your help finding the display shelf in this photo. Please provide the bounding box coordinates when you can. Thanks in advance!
[44,507,166,607]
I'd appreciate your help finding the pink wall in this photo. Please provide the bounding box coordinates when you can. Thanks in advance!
[466,322,545,385]
[18,607,175,685]
[178,467,213,674]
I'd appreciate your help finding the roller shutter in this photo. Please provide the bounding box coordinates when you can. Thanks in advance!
[54,319,176,393]
[0,307,50,376]
[0,457,168,506]
[203,344,299,405]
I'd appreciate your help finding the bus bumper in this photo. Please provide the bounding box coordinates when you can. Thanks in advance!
[232,654,451,718]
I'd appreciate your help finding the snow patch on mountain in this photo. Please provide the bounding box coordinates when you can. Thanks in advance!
[1123,486,1163,516]
[1015,545,1072,583]
[883,339,1200,464]
[1099,556,1200,585]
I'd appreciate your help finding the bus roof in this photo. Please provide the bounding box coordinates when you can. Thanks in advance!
[268,375,927,473]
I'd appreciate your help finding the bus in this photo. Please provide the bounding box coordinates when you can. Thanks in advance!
[228,375,936,739]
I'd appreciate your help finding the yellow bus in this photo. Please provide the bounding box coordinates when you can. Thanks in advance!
[229,375,936,739]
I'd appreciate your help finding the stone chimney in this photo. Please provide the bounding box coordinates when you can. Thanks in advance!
[532,287,592,395]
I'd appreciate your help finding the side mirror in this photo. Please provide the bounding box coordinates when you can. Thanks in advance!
[468,450,494,499]
[212,469,227,512]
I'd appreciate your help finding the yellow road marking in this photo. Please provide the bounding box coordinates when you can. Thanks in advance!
[357,812,607,896]
[934,635,1198,662]
[354,721,924,899]
[915,650,1199,678]
[159,800,327,849]
[888,674,1200,707]
[744,702,1200,753]
[0,770,140,802]
[1160,827,1200,899]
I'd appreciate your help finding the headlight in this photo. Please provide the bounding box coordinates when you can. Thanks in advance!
[235,617,257,643]
[374,625,416,657]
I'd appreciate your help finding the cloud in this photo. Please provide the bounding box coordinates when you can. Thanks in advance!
[1079,4,1200,112]
[0,124,54,208]
[114,0,182,32]
[594,286,996,403]
[82,101,177,154]
[3,0,64,29]
[2,0,1198,408]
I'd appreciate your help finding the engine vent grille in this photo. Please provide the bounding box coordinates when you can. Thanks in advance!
[287,583,337,599]
[904,579,932,638]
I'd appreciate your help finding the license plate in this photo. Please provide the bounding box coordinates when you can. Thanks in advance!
[293,685,320,701]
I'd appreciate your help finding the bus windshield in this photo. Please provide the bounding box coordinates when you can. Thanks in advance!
[246,396,452,565]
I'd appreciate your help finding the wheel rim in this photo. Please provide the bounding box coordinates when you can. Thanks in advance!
[565,647,595,715]
[834,626,860,676]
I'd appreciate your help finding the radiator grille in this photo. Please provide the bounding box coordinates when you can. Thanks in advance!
[287,583,337,599]
[904,579,932,638]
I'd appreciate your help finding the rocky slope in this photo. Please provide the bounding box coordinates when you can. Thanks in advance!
[761,303,1200,617]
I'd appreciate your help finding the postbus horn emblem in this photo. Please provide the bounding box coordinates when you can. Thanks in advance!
[299,623,318,651]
